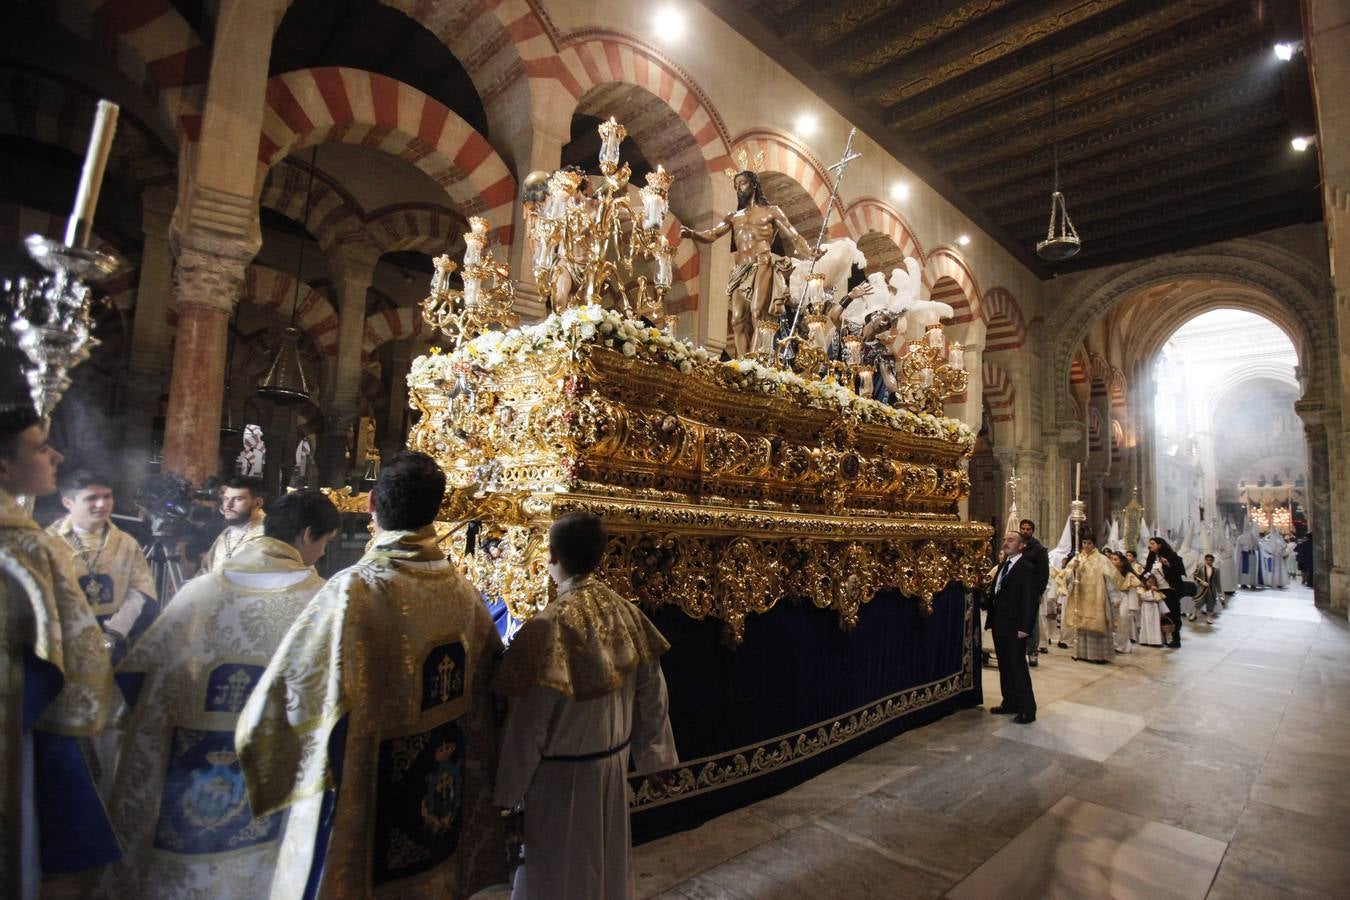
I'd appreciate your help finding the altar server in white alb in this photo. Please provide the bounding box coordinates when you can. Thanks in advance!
[496,512,678,900]
[101,490,339,900]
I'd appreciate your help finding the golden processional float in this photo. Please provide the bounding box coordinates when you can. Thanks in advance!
[342,118,991,645]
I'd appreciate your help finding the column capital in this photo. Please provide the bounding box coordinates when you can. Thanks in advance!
[171,238,256,315]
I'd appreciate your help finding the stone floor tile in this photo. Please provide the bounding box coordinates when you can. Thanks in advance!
[946,796,1226,900]
[1207,800,1350,898]
[633,809,786,898]
[992,700,1147,762]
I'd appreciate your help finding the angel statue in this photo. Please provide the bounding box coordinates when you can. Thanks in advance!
[681,150,820,357]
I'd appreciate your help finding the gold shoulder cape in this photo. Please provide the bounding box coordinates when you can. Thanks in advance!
[496,577,670,702]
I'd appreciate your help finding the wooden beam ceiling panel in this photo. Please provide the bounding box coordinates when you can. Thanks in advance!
[981,127,1292,216]
[702,0,1320,276]
[954,94,1287,193]
[906,1,1260,145]
[860,0,1230,108]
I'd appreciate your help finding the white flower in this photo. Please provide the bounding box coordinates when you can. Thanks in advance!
[622,342,636,357]
[679,360,693,374]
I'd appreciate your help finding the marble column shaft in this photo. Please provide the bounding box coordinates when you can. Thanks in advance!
[161,242,252,485]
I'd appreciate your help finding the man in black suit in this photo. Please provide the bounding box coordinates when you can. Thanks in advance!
[987,531,1039,724]
[1018,519,1051,666]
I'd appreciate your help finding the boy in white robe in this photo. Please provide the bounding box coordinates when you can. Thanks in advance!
[101,490,339,900]
[495,512,678,900]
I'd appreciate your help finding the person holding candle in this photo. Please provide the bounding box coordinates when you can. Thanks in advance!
[1062,533,1129,664]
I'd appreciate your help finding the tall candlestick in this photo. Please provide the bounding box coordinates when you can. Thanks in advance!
[65,100,120,249]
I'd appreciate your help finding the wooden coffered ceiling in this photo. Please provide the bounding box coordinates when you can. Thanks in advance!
[709,0,1320,276]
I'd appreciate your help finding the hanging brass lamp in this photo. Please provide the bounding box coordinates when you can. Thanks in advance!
[258,147,317,405]
[1036,67,1081,262]
[257,325,313,404]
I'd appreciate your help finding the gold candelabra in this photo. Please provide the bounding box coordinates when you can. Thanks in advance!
[421,216,518,350]
[530,118,676,320]
[890,323,968,415]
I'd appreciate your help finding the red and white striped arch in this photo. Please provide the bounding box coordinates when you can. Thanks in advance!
[259,160,369,257]
[665,218,700,315]
[524,33,733,177]
[843,198,924,262]
[982,288,1027,353]
[1088,408,1105,454]
[54,0,208,138]
[240,266,340,358]
[1109,369,1129,411]
[982,361,1016,425]
[923,248,985,327]
[362,307,427,363]
[365,204,465,256]
[257,68,517,241]
[1089,354,1110,398]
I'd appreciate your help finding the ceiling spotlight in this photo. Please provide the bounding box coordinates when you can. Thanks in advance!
[1291,136,1313,152]
[794,114,817,137]
[1273,42,1297,61]
[653,6,685,40]
[957,234,971,247]
[890,182,910,201]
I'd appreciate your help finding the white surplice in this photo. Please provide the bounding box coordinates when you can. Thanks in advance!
[494,575,677,900]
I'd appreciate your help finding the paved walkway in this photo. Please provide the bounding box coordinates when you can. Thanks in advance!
[635,584,1349,899]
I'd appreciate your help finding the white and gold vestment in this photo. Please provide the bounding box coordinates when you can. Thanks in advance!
[200,512,266,573]
[235,526,506,899]
[0,488,115,897]
[47,515,157,644]
[101,537,324,900]
[495,575,677,900]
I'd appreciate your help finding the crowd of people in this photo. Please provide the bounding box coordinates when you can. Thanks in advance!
[1,403,676,900]
[984,519,1252,723]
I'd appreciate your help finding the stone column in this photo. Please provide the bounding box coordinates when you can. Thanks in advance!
[1306,2,1350,611]
[317,251,376,486]
[506,119,567,323]
[120,190,176,494]
[379,344,413,462]
[160,237,255,484]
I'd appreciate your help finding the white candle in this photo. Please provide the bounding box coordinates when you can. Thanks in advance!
[925,323,944,350]
[948,342,964,370]
[655,246,673,289]
[640,187,664,229]
[1075,462,1082,499]
[66,99,120,248]
[463,276,482,309]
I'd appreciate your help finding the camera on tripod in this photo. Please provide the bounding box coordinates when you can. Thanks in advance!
[134,472,219,601]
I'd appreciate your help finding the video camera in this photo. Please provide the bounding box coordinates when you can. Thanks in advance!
[134,472,221,534]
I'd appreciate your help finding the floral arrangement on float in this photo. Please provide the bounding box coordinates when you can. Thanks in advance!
[410,303,975,451]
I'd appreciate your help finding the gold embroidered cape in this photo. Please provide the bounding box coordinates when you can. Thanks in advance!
[1064,548,1126,635]
[47,516,157,621]
[101,537,324,900]
[495,576,670,702]
[200,513,266,573]
[235,525,507,898]
[0,488,113,894]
